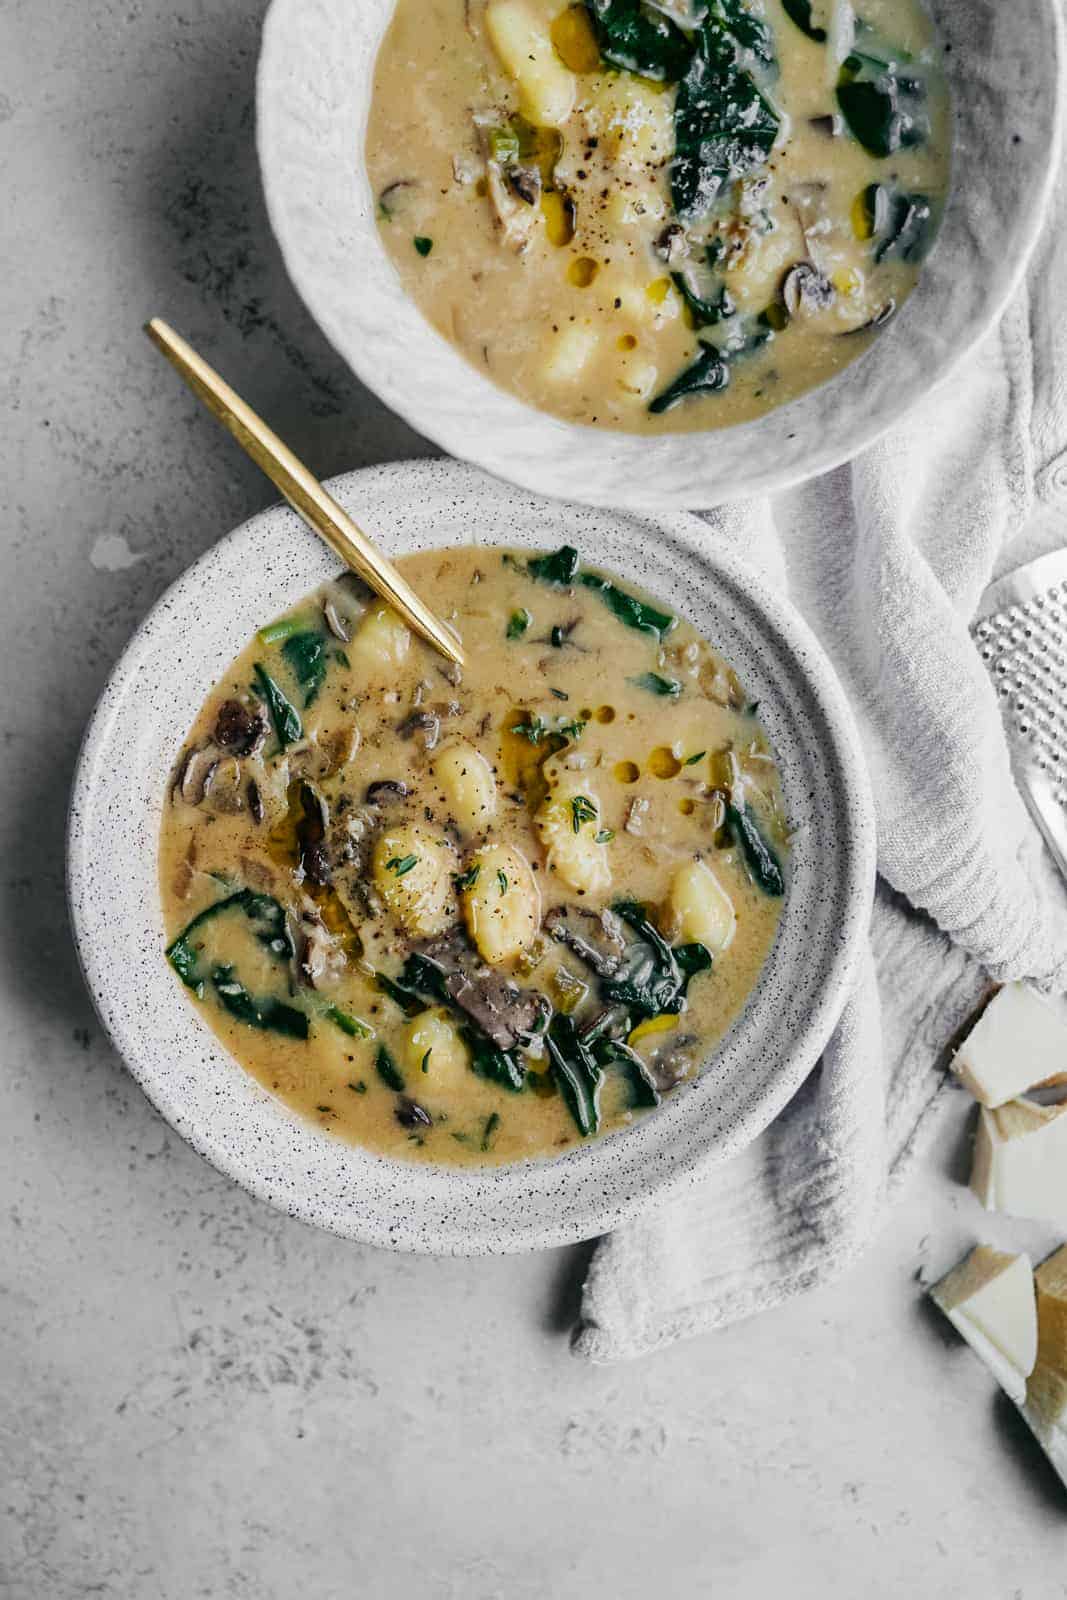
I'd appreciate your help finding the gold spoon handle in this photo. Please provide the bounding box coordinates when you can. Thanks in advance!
[145,317,463,667]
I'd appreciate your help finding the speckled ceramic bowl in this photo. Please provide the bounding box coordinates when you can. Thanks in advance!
[256,0,1062,510]
[67,460,874,1254]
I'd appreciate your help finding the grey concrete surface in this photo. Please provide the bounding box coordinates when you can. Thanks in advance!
[2,2,1066,1595]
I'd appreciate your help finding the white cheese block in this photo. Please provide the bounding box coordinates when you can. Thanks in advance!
[929,1246,1037,1404]
[1017,1363,1067,1492]
[971,1098,1067,1225]
[951,982,1067,1107]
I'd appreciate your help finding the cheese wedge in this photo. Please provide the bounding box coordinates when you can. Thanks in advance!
[971,1098,1067,1226]
[929,1246,1037,1404]
[1018,1363,1067,1491]
[952,982,1067,1107]
[1035,1245,1067,1369]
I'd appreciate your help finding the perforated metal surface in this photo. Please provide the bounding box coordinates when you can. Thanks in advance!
[973,549,1067,879]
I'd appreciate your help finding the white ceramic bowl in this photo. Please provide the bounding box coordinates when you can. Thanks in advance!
[257,0,1062,511]
[67,459,874,1254]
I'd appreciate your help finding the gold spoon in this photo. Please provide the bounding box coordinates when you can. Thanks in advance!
[145,317,464,668]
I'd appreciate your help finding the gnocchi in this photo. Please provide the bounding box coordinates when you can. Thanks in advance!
[350,602,411,675]
[402,1009,470,1090]
[485,0,576,128]
[460,842,541,965]
[372,824,455,937]
[666,858,736,954]
[535,786,611,896]
[432,739,497,833]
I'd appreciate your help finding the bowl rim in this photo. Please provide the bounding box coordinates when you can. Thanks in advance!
[255,0,1064,510]
[66,459,876,1254]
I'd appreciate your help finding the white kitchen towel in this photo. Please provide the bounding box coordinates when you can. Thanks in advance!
[574,161,1067,1363]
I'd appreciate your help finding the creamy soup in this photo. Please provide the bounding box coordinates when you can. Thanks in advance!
[160,547,787,1165]
[366,0,950,432]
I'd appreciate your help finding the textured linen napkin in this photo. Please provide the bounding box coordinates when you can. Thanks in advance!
[573,165,1067,1363]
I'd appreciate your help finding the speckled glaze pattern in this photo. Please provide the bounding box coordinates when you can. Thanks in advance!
[255,0,1062,510]
[67,460,875,1254]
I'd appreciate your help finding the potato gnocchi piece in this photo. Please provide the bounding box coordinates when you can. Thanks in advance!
[432,739,497,833]
[666,858,735,954]
[485,0,577,128]
[349,602,411,675]
[590,75,674,171]
[543,322,598,385]
[372,825,455,937]
[460,842,540,965]
[402,1009,471,1091]
[535,787,611,895]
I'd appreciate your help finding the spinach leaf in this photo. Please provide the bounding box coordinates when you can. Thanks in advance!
[507,608,532,639]
[376,971,424,1017]
[649,342,730,414]
[376,1044,405,1091]
[836,32,928,157]
[671,16,780,223]
[602,901,712,1019]
[481,1111,502,1151]
[166,889,294,994]
[781,0,826,42]
[526,546,675,638]
[630,671,681,697]
[726,800,786,896]
[545,1013,603,1136]
[326,1005,372,1039]
[211,967,309,1039]
[463,1027,527,1092]
[576,571,674,639]
[671,270,735,327]
[281,630,328,708]
[528,545,580,585]
[593,1037,661,1108]
[858,183,932,263]
[708,0,775,68]
[586,0,692,82]
[253,663,302,748]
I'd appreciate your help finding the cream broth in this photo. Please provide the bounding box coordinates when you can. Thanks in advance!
[160,547,787,1165]
[366,0,950,432]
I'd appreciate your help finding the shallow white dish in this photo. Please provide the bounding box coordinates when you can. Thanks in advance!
[68,459,874,1254]
[257,0,1062,511]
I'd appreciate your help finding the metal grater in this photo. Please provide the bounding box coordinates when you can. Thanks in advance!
[972,548,1067,883]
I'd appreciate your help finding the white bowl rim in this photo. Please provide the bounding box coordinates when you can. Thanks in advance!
[255,0,1064,510]
[67,459,875,1254]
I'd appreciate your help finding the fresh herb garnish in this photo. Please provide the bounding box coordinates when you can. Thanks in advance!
[325,1005,372,1039]
[631,671,682,697]
[252,663,302,748]
[496,870,509,895]
[509,712,586,745]
[507,607,532,639]
[375,1044,405,1092]
[481,1111,502,1151]
[685,750,706,765]
[386,854,419,877]
[453,864,481,892]
[421,1048,432,1074]
[594,829,615,844]
[413,235,434,256]
[348,1080,368,1094]
[570,795,597,833]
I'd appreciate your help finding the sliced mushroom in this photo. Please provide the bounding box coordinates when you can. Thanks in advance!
[781,262,835,318]
[654,223,689,266]
[395,1096,433,1130]
[365,779,410,806]
[543,906,622,978]
[323,597,351,643]
[396,709,441,751]
[487,162,538,253]
[213,700,267,756]
[418,928,551,1051]
[297,905,346,989]
[176,745,220,806]
[247,779,264,825]
[505,164,542,207]
[208,757,246,815]
[296,783,331,888]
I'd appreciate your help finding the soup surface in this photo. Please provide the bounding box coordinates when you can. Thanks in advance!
[160,546,787,1166]
[366,0,950,432]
